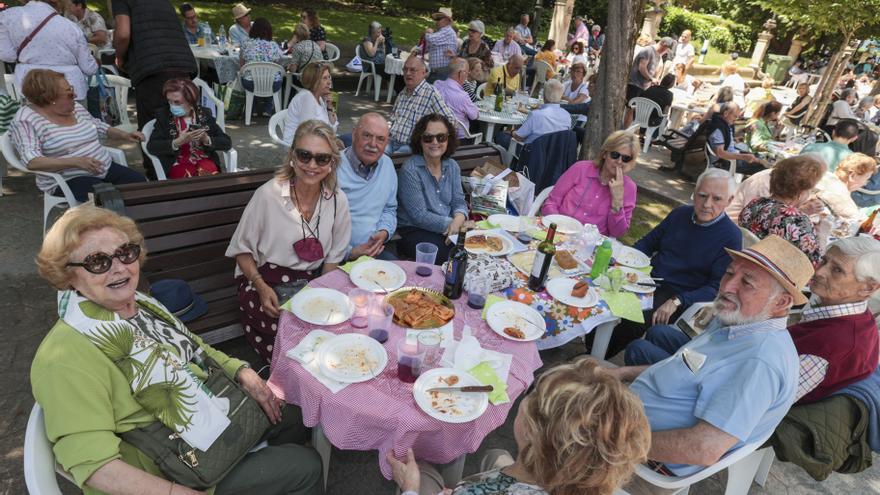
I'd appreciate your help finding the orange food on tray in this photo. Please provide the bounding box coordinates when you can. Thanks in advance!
[387,289,454,328]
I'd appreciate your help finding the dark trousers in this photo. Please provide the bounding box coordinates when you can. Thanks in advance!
[584,285,684,358]
[397,227,452,264]
[624,324,692,366]
[58,163,147,202]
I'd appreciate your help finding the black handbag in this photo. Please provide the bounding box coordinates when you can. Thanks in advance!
[121,358,270,489]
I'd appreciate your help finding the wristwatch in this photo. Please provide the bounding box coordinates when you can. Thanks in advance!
[670,297,682,307]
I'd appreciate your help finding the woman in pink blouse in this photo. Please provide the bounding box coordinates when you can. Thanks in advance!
[541,130,639,237]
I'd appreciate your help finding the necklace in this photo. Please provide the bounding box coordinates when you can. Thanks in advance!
[291,182,320,221]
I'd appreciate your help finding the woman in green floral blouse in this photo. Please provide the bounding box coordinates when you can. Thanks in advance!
[31,205,322,495]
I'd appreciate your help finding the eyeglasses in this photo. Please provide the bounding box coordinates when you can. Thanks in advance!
[421,133,449,144]
[609,151,633,163]
[67,243,141,274]
[294,148,334,167]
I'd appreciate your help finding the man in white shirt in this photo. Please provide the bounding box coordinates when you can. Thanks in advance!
[672,30,695,73]
[827,89,859,127]
[66,0,108,47]
[494,79,572,149]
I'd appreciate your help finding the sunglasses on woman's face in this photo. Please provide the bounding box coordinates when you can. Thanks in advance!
[421,133,449,144]
[294,148,334,167]
[67,243,141,274]
[609,151,633,163]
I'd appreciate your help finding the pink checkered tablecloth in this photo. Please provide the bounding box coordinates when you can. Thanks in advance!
[267,261,543,479]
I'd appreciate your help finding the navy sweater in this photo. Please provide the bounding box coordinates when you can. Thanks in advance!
[634,205,742,307]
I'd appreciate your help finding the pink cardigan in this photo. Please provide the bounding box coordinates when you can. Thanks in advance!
[541,160,637,238]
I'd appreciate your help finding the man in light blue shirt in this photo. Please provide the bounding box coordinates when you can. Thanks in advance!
[179,3,207,45]
[799,119,859,172]
[337,113,398,261]
[609,235,813,484]
[494,79,572,150]
[228,3,252,46]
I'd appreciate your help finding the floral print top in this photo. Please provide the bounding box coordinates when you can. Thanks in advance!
[240,38,283,82]
[451,469,547,495]
[739,197,821,264]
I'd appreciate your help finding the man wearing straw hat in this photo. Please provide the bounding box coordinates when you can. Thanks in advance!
[228,3,252,46]
[609,235,812,482]
[423,7,456,82]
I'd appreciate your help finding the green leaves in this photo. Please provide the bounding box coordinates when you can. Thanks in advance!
[89,322,142,382]
[134,375,198,431]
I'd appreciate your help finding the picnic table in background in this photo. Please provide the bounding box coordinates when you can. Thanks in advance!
[475,97,532,142]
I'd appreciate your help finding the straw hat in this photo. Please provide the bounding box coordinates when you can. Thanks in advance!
[232,3,251,20]
[431,7,453,21]
[724,234,814,306]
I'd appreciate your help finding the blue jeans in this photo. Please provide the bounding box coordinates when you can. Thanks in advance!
[624,325,692,366]
[386,140,411,155]
[59,162,147,202]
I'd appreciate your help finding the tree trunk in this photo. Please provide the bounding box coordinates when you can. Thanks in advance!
[106,0,114,28]
[870,78,880,97]
[804,35,852,128]
[579,0,645,160]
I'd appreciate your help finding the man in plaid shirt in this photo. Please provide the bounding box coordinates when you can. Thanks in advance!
[387,56,455,153]
[423,9,457,82]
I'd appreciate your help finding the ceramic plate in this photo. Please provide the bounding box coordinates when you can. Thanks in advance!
[288,288,353,326]
[541,214,583,234]
[486,300,545,342]
[488,214,522,232]
[545,278,600,308]
[384,287,455,329]
[620,267,655,294]
[349,260,407,293]
[613,245,651,269]
[413,368,489,423]
[464,230,514,257]
[316,334,388,383]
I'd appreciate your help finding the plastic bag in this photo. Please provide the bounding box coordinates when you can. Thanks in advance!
[86,73,121,126]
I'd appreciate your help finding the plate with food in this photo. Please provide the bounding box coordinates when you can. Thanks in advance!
[349,259,407,293]
[613,245,651,269]
[545,278,599,308]
[288,288,353,326]
[486,300,546,341]
[508,250,585,279]
[487,214,522,232]
[316,333,388,383]
[413,368,489,423]
[464,230,513,256]
[385,287,455,329]
[620,267,654,294]
[541,214,583,234]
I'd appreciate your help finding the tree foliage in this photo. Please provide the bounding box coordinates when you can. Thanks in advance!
[749,0,880,39]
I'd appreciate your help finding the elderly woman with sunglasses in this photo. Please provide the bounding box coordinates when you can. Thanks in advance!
[397,113,469,264]
[32,205,323,495]
[227,120,351,362]
[541,130,640,238]
[9,69,146,202]
[387,358,650,495]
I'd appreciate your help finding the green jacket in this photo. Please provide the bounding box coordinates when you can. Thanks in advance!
[767,394,873,481]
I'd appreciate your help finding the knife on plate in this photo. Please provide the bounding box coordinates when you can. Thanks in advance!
[426,385,494,393]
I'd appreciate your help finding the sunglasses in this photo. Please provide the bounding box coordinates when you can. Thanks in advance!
[608,151,633,163]
[67,243,141,274]
[294,149,334,167]
[421,133,449,144]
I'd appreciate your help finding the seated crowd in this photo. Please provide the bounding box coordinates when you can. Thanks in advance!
[7,2,880,494]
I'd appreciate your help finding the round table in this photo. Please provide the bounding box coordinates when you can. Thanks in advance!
[267,261,543,479]
[191,45,292,85]
[475,99,528,143]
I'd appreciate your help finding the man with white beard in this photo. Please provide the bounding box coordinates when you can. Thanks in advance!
[607,235,814,486]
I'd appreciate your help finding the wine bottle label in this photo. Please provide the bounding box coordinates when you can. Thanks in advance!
[446,260,459,285]
[531,252,547,278]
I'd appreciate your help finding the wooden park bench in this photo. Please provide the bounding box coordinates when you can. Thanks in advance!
[92,143,503,345]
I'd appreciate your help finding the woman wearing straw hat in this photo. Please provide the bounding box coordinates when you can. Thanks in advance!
[229,3,252,46]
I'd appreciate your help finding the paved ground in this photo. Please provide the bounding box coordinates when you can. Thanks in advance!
[2,89,879,494]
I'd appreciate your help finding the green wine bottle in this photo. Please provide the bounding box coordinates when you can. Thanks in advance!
[528,223,557,291]
[443,228,469,299]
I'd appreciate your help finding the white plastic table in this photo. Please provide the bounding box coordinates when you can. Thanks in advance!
[475,99,528,142]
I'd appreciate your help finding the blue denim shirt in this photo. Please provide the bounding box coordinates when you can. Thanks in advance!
[397,154,468,233]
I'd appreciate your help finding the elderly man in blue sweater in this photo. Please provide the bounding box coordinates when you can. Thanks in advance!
[602,168,742,358]
[337,113,399,260]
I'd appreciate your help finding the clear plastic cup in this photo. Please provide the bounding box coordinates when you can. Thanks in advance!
[348,288,372,329]
[368,302,394,343]
[467,278,489,310]
[517,216,533,244]
[396,338,426,383]
[415,242,439,276]
[417,331,442,370]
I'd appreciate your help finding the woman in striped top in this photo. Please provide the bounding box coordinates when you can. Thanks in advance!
[10,69,146,201]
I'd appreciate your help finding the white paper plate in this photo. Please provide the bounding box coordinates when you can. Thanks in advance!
[349,260,407,293]
[613,245,651,269]
[486,300,546,341]
[316,334,388,383]
[620,267,655,294]
[288,288,353,326]
[413,368,489,423]
[545,278,600,308]
[464,230,514,256]
[541,214,582,234]
[488,214,522,232]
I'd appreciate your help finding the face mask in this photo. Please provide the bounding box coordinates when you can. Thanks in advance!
[293,237,325,262]
[169,104,187,117]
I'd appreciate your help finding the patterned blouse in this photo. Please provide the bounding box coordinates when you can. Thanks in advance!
[451,469,547,495]
[310,25,327,42]
[240,38,283,81]
[739,197,821,263]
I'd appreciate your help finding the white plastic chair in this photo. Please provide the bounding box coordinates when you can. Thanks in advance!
[527,186,554,216]
[102,74,135,132]
[268,109,288,146]
[283,71,303,111]
[142,119,238,180]
[239,62,284,126]
[193,78,225,130]
[623,122,641,134]
[476,82,487,100]
[24,403,76,495]
[739,226,761,248]
[0,132,128,233]
[355,44,382,102]
[324,43,341,62]
[455,116,482,144]
[530,60,551,97]
[628,97,669,153]
[704,143,742,184]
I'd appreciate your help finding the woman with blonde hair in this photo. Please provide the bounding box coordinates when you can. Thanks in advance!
[719,60,745,106]
[462,57,487,102]
[283,62,337,145]
[542,130,640,237]
[227,120,351,361]
[388,357,651,495]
